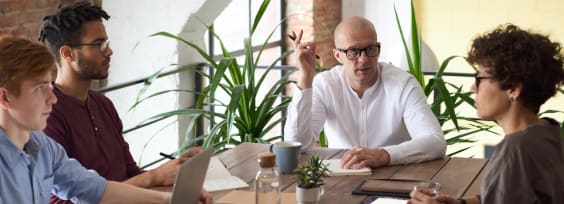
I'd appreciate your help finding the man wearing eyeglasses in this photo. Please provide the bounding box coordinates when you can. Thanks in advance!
[38,2,210,204]
[285,16,446,169]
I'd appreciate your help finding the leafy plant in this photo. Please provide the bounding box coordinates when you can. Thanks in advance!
[294,155,330,189]
[130,0,293,153]
[394,0,496,155]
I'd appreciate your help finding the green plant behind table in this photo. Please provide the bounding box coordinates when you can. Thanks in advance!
[294,154,330,189]
[130,0,293,154]
[394,0,496,156]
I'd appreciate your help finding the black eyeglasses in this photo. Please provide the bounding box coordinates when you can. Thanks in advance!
[474,73,493,88]
[70,39,110,53]
[336,43,381,60]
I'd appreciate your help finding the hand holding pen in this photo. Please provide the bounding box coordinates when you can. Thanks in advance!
[290,30,318,89]
[159,146,203,160]
[288,34,320,59]
[159,152,176,160]
[160,147,228,167]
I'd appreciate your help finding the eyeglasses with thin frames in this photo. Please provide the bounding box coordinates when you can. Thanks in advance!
[336,43,381,60]
[70,39,110,53]
[474,73,493,88]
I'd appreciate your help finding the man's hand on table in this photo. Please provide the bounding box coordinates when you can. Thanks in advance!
[340,146,390,169]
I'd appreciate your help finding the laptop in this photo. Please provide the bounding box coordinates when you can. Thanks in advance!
[169,147,214,204]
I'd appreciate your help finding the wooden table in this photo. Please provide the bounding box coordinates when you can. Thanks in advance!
[212,142,488,203]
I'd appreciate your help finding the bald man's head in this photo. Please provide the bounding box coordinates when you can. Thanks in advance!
[334,16,377,48]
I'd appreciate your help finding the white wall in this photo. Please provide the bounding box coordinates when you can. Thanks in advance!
[342,0,410,68]
[343,0,438,71]
[103,0,230,167]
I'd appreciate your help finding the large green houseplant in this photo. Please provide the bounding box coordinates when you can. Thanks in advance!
[131,0,292,154]
[394,0,495,155]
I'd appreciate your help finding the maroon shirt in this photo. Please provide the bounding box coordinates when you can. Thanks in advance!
[45,86,142,203]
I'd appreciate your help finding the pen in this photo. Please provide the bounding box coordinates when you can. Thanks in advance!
[159,152,176,160]
[288,34,320,59]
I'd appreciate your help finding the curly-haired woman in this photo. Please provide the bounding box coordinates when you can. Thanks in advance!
[409,24,564,204]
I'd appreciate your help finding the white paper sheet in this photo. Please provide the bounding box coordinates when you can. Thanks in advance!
[371,197,408,204]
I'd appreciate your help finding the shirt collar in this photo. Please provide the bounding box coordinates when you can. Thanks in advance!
[0,129,40,163]
[23,133,40,161]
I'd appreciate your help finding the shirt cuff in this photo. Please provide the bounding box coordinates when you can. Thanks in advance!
[299,88,312,96]
[80,174,107,203]
[380,146,402,165]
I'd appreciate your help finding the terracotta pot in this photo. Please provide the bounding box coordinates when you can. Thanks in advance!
[296,186,324,204]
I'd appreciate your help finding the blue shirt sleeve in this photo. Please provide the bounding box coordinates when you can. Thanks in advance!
[38,132,107,203]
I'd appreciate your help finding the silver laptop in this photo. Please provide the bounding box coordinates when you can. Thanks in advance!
[170,147,213,204]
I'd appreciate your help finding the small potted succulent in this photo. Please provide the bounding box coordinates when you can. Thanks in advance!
[294,155,331,204]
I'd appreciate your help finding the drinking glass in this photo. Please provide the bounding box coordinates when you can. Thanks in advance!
[413,181,440,196]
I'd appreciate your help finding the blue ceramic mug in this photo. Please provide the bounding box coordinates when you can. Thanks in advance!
[269,141,302,174]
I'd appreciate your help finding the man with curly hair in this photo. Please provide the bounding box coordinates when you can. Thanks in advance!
[409,24,564,204]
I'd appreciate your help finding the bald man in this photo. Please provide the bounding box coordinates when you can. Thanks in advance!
[284,16,446,169]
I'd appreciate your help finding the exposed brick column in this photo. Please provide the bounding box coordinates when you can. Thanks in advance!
[0,0,101,40]
[284,0,341,68]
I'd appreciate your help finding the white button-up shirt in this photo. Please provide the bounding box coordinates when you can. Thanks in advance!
[284,63,446,165]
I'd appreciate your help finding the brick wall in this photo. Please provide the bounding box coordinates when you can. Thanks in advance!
[285,0,341,68]
[0,0,101,40]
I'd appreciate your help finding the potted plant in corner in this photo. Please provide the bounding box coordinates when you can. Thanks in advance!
[294,155,330,204]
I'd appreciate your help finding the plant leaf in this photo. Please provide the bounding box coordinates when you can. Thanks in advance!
[394,4,416,85]
[251,0,271,35]
[434,78,460,130]
[149,32,217,68]
[409,0,423,86]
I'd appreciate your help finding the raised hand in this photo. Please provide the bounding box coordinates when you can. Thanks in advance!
[291,29,318,89]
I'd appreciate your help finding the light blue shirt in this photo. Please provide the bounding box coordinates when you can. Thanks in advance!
[0,130,107,204]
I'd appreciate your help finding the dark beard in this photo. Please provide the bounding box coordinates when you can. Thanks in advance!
[77,51,109,80]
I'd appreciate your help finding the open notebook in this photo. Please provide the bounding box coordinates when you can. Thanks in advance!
[204,157,249,192]
[322,159,372,176]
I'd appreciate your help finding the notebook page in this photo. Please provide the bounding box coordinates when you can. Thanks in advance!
[323,159,372,176]
[204,157,249,192]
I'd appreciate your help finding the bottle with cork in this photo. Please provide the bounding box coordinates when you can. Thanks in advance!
[254,152,281,204]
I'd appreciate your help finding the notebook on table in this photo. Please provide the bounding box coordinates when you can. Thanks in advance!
[169,147,214,204]
[203,157,249,192]
[322,159,372,176]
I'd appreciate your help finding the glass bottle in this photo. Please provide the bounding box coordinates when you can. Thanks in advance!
[254,152,281,204]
